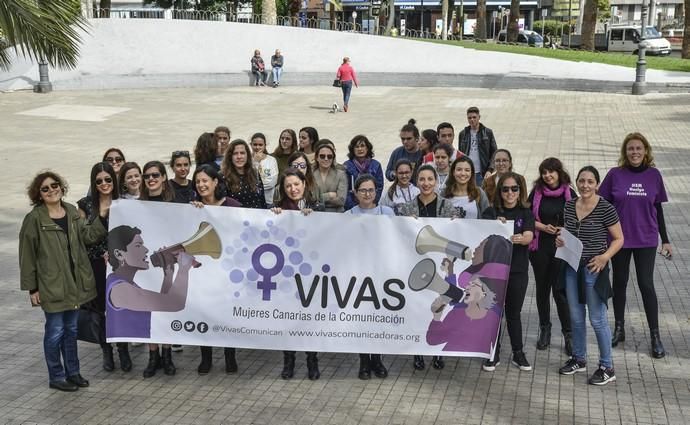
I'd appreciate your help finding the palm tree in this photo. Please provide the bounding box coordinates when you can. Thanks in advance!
[262,0,277,24]
[476,0,487,39]
[441,0,449,39]
[384,0,395,35]
[507,0,519,42]
[0,0,87,71]
[580,0,597,50]
[681,0,690,59]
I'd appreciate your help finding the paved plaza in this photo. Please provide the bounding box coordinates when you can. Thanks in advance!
[1,86,689,424]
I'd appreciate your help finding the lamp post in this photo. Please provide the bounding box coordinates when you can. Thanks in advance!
[420,0,424,33]
[33,59,53,94]
[632,3,648,95]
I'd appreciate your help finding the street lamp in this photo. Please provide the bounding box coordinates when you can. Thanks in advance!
[421,0,424,34]
[632,3,648,95]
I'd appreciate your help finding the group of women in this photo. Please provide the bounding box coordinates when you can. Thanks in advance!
[19,121,671,390]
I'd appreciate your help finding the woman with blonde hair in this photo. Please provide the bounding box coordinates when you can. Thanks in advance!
[335,57,359,112]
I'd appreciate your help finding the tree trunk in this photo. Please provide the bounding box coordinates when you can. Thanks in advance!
[580,0,597,50]
[99,0,111,17]
[476,0,487,39]
[507,0,519,42]
[681,0,690,59]
[263,0,277,24]
[441,0,448,39]
[385,0,395,34]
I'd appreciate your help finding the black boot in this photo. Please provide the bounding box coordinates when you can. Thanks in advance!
[358,354,371,380]
[611,321,625,347]
[306,352,320,380]
[650,329,666,359]
[281,351,295,379]
[413,355,425,370]
[536,324,551,350]
[117,343,132,372]
[563,332,573,357]
[198,346,213,375]
[224,348,238,374]
[432,355,445,369]
[101,344,115,372]
[370,354,388,378]
[143,349,161,378]
[161,347,176,376]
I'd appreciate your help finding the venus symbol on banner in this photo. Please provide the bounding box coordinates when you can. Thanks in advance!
[252,243,284,300]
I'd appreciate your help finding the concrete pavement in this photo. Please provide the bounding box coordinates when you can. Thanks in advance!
[1,86,689,424]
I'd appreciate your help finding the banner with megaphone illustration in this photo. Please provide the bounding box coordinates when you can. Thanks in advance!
[106,199,513,359]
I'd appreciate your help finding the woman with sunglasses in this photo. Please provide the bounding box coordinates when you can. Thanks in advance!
[250,133,279,208]
[481,172,534,373]
[344,174,392,378]
[222,140,267,209]
[20,171,107,391]
[77,163,132,373]
[443,157,489,219]
[313,143,347,212]
[287,151,320,201]
[190,165,242,375]
[298,127,319,166]
[482,149,513,206]
[103,148,126,176]
[528,158,576,354]
[599,133,671,358]
[169,151,195,204]
[557,166,623,386]
[398,164,455,371]
[119,162,142,200]
[138,160,178,376]
[381,159,420,214]
[344,135,384,211]
[271,169,324,380]
[272,129,299,174]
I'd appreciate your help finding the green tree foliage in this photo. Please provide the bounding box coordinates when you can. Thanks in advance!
[533,20,570,35]
[0,0,87,71]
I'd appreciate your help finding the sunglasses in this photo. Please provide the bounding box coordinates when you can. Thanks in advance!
[172,150,189,158]
[291,163,308,170]
[106,156,124,164]
[96,177,113,186]
[318,154,334,160]
[501,185,520,193]
[40,182,61,193]
[143,172,162,180]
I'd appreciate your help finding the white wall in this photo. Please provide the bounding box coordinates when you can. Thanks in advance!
[3,18,690,91]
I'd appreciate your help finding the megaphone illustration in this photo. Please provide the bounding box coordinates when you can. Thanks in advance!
[415,225,473,261]
[408,258,466,304]
[150,221,221,269]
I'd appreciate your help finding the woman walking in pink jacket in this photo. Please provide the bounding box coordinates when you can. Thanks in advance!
[336,57,359,112]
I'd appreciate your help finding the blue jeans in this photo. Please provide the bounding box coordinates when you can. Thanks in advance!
[564,265,613,368]
[341,80,353,106]
[475,172,484,186]
[44,310,80,382]
[272,67,282,84]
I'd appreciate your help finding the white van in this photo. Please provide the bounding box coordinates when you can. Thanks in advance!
[608,25,672,55]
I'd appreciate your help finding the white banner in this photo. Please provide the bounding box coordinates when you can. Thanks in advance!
[106,200,513,358]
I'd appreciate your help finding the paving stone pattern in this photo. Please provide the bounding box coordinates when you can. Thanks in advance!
[0,87,689,425]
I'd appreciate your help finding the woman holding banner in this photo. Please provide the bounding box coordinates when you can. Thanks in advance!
[345,174,391,379]
[443,157,490,219]
[222,140,267,210]
[78,162,132,373]
[344,135,384,211]
[191,165,243,375]
[398,164,455,371]
[271,168,324,380]
[481,172,535,372]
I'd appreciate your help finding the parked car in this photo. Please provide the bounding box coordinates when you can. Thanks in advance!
[497,29,544,48]
[561,25,672,55]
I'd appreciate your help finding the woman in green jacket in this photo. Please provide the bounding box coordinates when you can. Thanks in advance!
[19,171,107,392]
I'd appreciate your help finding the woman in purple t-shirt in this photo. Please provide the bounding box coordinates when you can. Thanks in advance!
[599,132,672,359]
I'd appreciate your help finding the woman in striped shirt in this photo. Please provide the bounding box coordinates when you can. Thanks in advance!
[557,166,623,386]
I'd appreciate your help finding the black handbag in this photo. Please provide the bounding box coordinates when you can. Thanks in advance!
[77,306,105,344]
[332,79,342,88]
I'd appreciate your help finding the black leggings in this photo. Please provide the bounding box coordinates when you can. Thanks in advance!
[530,247,571,333]
[497,271,528,354]
[611,247,659,330]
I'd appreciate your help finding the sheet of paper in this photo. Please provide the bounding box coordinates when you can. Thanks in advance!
[555,228,583,272]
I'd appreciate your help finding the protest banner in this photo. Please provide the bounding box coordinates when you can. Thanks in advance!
[106,200,513,359]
